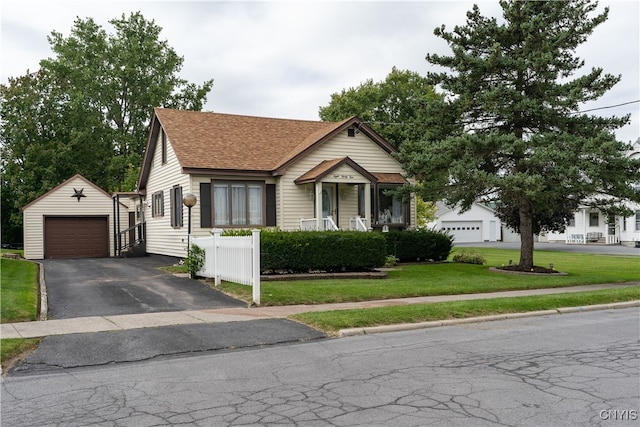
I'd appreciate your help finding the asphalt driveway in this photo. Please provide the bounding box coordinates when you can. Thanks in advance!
[42,256,245,319]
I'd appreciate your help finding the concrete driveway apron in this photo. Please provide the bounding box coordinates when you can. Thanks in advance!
[42,255,245,319]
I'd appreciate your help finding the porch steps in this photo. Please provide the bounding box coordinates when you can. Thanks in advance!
[120,242,147,258]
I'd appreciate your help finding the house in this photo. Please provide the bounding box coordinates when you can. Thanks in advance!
[542,206,640,246]
[118,108,416,258]
[544,139,640,247]
[430,201,502,243]
[22,174,128,259]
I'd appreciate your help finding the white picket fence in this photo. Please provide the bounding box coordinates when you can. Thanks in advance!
[191,229,261,305]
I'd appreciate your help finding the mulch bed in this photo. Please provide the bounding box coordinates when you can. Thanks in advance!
[489,266,568,276]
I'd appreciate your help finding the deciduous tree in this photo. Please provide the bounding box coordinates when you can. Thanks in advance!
[319,67,440,148]
[1,12,213,243]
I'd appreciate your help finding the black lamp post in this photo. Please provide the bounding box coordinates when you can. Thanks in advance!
[183,193,197,277]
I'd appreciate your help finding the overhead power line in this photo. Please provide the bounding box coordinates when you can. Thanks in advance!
[576,99,639,114]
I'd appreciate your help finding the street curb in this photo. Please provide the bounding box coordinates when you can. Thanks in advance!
[337,301,640,337]
[37,261,47,322]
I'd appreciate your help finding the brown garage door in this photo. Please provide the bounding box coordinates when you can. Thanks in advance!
[44,217,109,259]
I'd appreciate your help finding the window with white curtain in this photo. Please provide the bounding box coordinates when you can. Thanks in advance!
[214,184,229,225]
[231,184,247,225]
[377,184,404,224]
[248,185,262,225]
[213,181,263,226]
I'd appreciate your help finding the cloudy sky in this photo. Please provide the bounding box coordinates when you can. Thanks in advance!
[2,0,639,142]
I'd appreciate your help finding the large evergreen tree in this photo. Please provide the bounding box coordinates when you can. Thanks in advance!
[0,12,213,244]
[398,0,640,270]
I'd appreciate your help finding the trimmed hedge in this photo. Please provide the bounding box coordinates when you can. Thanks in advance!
[261,231,386,273]
[382,229,453,262]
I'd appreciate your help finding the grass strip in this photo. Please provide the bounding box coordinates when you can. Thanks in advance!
[1,257,39,323]
[290,286,640,334]
[1,338,42,368]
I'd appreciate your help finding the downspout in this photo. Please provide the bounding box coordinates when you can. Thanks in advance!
[315,182,323,230]
[112,196,117,257]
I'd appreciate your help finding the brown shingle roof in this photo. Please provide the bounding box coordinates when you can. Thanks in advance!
[295,158,347,184]
[138,108,398,190]
[154,108,348,172]
[372,172,408,184]
[295,157,379,185]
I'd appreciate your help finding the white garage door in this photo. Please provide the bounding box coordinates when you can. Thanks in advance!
[442,221,483,243]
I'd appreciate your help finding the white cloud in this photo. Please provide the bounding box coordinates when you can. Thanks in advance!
[1,0,638,141]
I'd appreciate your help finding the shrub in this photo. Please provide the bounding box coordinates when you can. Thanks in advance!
[384,255,399,268]
[185,244,206,277]
[452,250,486,265]
[261,231,386,273]
[382,229,453,262]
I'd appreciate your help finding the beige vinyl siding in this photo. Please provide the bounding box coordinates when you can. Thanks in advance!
[144,131,190,258]
[280,129,415,230]
[23,176,125,259]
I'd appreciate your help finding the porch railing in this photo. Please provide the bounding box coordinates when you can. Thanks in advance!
[300,216,339,231]
[566,234,585,244]
[349,216,368,232]
[116,222,146,255]
[606,235,620,245]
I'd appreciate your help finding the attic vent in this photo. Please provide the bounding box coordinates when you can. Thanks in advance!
[347,128,355,137]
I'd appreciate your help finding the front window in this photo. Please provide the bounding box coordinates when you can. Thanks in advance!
[377,184,404,224]
[357,183,407,226]
[636,210,640,231]
[152,191,164,217]
[213,181,263,226]
[589,212,599,227]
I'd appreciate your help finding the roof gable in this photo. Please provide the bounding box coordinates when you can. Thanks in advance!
[436,201,497,217]
[22,174,112,211]
[295,157,378,184]
[138,109,397,190]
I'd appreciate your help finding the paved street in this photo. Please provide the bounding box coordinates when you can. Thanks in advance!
[2,308,638,426]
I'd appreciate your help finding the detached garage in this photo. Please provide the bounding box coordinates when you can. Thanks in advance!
[432,201,502,243]
[22,174,126,259]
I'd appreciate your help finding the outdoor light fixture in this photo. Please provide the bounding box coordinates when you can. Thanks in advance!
[183,193,197,277]
[183,193,197,209]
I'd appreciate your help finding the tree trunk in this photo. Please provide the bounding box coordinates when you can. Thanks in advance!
[518,198,535,270]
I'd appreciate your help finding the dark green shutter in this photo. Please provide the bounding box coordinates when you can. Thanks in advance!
[266,184,276,226]
[200,182,212,228]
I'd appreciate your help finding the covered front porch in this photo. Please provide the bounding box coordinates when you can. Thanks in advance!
[294,157,410,232]
[561,207,621,245]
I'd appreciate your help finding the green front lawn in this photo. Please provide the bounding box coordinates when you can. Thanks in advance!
[1,254,42,370]
[217,248,639,306]
[1,257,39,323]
[291,286,640,334]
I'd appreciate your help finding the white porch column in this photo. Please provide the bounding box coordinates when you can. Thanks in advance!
[582,208,587,244]
[315,182,323,230]
[364,182,372,229]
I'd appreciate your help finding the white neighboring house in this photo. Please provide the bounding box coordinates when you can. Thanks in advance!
[431,201,502,243]
[544,139,640,247]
